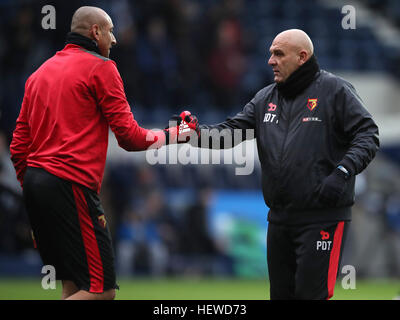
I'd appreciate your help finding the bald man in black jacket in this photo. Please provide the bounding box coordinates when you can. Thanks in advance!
[193,29,379,299]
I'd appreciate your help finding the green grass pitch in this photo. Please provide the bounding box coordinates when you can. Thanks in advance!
[0,277,399,300]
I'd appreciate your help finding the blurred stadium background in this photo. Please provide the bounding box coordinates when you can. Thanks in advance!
[0,0,400,300]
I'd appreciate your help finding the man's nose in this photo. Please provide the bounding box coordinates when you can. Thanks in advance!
[268,56,275,66]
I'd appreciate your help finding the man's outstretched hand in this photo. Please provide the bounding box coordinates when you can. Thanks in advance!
[164,111,200,144]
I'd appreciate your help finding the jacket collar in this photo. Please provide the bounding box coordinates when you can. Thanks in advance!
[276,54,320,99]
[65,32,100,54]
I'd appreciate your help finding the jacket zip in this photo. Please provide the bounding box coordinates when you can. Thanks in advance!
[277,95,291,168]
[276,94,293,198]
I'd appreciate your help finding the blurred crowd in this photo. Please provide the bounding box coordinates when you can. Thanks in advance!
[2,0,398,142]
[0,0,273,144]
[0,0,400,278]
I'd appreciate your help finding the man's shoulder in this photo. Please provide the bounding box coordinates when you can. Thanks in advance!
[78,48,111,62]
[61,44,107,61]
[253,83,276,101]
[62,45,117,71]
[318,70,362,104]
[318,69,354,90]
[74,48,119,77]
[27,46,118,88]
[41,45,115,72]
[259,82,276,94]
[314,70,358,99]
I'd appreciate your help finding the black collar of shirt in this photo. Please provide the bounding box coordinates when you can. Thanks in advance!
[65,32,100,54]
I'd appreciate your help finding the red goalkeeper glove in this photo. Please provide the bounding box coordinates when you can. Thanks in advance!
[164,111,200,144]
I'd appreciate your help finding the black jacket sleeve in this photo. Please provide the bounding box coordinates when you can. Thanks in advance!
[336,81,380,176]
[197,92,258,149]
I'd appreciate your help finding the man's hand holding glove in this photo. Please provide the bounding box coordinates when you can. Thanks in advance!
[319,165,351,206]
[164,111,200,144]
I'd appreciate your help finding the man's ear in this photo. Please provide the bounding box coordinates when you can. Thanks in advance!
[90,24,101,41]
[298,50,309,66]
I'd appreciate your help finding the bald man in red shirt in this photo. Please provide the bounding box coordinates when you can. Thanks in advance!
[10,6,198,300]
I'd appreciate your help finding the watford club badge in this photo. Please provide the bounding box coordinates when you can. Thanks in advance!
[98,214,107,228]
[307,98,318,111]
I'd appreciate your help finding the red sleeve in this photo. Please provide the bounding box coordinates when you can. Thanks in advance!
[91,60,165,151]
[10,81,32,187]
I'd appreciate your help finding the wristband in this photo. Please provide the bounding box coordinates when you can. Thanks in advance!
[337,165,350,179]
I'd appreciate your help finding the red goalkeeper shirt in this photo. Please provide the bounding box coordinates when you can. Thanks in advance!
[10,44,164,193]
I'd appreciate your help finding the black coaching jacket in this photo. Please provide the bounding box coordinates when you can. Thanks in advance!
[199,70,380,224]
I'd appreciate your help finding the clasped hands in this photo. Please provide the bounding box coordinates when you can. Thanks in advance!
[163,111,200,144]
